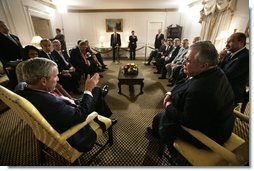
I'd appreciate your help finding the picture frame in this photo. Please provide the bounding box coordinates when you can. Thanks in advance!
[106,19,123,32]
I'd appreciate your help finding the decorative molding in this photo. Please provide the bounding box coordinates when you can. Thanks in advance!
[34,0,56,9]
[68,8,178,13]
[0,0,17,34]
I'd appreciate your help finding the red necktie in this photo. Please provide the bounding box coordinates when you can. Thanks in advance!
[81,51,87,64]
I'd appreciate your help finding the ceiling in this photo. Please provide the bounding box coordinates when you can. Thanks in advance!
[50,0,201,10]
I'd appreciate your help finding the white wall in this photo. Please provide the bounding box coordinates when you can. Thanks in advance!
[0,0,249,58]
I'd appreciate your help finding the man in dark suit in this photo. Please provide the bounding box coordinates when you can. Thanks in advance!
[17,58,115,152]
[154,29,165,49]
[128,30,138,60]
[158,38,181,78]
[110,28,121,63]
[51,28,67,51]
[0,20,24,89]
[51,39,80,93]
[70,40,102,78]
[147,41,235,148]
[38,39,57,61]
[218,32,249,104]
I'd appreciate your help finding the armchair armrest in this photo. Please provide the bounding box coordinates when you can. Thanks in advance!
[59,112,98,141]
[181,126,241,165]
[233,110,249,123]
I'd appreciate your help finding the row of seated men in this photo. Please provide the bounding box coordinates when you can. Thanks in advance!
[10,38,108,94]
[146,33,249,152]
[145,33,249,106]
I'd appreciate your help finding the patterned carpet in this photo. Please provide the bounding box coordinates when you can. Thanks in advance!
[0,59,249,166]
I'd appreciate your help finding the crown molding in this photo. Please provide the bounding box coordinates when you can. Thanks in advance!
[68,8,178,13]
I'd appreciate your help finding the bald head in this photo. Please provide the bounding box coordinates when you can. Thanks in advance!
[226,32,246,53]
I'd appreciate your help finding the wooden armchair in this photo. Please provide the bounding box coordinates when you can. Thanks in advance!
[160,104,249,166]
[0,85,114,165]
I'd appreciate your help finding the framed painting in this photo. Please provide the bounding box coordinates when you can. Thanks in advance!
[106,19,123,32]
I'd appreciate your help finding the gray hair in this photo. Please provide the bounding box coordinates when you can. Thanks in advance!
[190,41,218,66]
[22,58,57,84]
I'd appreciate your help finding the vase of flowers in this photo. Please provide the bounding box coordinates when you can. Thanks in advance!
[123,63,139,75]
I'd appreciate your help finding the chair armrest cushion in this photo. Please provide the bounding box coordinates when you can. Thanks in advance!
[181,126,241,165]
[59,112,98,141]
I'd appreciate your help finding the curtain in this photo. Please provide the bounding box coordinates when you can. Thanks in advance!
[199,0,237,50]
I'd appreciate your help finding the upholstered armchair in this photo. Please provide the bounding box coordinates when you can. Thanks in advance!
[0,85,114,165]
[159,103,249,166]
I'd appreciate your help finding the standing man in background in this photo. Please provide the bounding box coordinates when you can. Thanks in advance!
[0,20,24,89]
[128,30,138,60]
[110,28,121,64]
[154,29,164,49]
[51,28,67,51]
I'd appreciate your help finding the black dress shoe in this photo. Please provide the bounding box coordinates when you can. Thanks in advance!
[111,119,118,126]
[154,71,160,74]
[102,85,109,92]
[99,74,104,78]
[146,127,159,138]
[102,85,109,97]
[158,76,166,79]
[144,62,150,65]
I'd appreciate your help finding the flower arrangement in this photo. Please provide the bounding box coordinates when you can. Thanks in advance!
[123,63,139,75]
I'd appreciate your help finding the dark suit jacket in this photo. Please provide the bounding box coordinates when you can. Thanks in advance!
[218,48,249,103]
[17,88,97,152]
[38,50,57,62]
[0,33,23,66]
[69,46,90,74]
[51,50,71,71]
[110,33,121,47]
[128,35,137,48]
[154,33,164,49]
[165,67,235,145]
[51,34,67,51]
[168,46,181,63]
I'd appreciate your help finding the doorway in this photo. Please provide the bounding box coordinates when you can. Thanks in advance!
[145,21,163,59]
[31,16,53,39]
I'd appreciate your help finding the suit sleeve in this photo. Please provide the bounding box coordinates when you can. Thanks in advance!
[165,87,216,130]
[222,55,249,80]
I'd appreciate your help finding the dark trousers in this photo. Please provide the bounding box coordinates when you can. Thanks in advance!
[129,47,136,60]
[95,53,105,65]
[152,112,209,149]
[90,87,112,118]
[112,46,119,62]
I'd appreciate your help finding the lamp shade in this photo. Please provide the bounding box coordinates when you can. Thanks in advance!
[31,36,42,44]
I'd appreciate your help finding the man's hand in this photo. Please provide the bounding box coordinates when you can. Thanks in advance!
[163,94,171,108]
[84,73,100,92]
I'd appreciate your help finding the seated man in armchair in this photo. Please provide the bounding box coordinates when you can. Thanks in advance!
[17,57,116,152]
[147,41,235,148]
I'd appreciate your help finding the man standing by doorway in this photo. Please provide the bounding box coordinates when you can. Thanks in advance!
[110,28,121,64]
[154,29,165,50]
